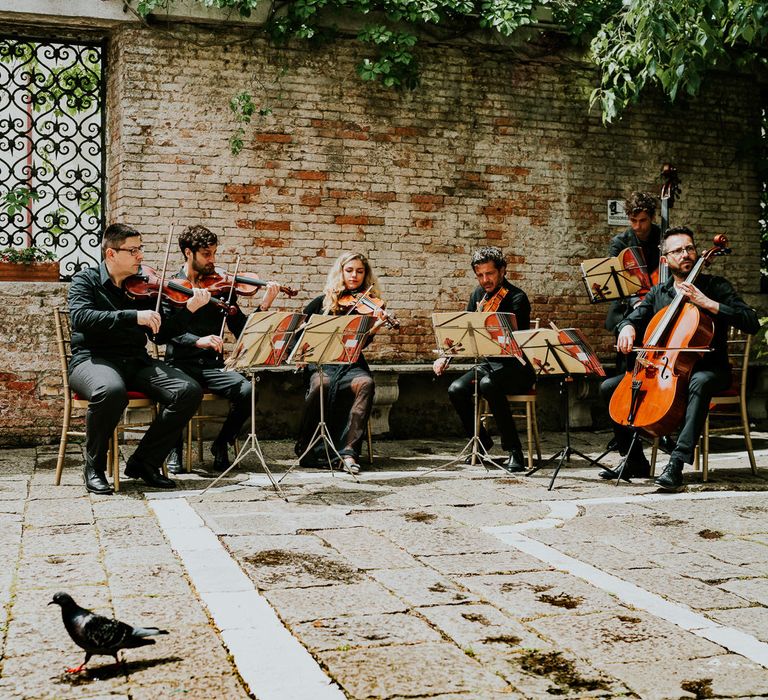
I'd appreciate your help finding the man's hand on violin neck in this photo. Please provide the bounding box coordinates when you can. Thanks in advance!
[196,335,224,353]
[137,310,161,335]
[186,287,212,313]
[616,326,635,354]
[677,282,719,314]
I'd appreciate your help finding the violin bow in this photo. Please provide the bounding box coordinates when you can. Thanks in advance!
[218,255,241,339]
[154,224,175,315]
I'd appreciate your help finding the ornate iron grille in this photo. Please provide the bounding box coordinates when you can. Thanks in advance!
[0,37,105,280]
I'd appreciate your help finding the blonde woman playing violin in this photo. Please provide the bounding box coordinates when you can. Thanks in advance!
[295,252,388,475]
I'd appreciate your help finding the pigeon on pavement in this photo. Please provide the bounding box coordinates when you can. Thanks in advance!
[49,591,169,672]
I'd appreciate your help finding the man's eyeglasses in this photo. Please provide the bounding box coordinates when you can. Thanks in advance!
[113,246,144,257]
[665,244,696,259]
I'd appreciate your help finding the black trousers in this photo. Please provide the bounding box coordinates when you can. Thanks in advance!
[296,366,374,460]
[171,365,253,445]
[448,361,535,453]
[600,367,730,465]
[69,357,202,472]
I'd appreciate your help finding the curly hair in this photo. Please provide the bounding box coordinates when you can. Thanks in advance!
[178,224,218,255]
[470,246,507,271]
[322,252,380,314]
[623,191,656,218]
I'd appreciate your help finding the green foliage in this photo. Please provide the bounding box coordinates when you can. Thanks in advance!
[589,1,768,123]
[0,247,56,264]
[2,187,41,216]
[136,0,260,17]
[229,90,272,155]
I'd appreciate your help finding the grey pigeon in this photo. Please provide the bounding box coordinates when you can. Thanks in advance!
[49,591,169,672]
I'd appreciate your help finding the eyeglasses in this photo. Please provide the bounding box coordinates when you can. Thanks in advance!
[113,246,144,257]
[665,244,696,258]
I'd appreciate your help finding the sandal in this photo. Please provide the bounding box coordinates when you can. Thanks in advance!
[340,456,361,475]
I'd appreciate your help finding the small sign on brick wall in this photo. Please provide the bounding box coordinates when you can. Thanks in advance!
[607,200,630,226]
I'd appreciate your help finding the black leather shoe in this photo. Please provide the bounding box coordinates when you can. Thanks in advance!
[500,449,526,473]
[599,450,651,481]
[125,460,176,489]
[166,446,184,475]
[655,458,684,491]
[84,465,113,495]
[210,442,230,472]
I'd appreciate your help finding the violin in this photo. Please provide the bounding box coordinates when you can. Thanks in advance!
[608,234,730,436]
[123,265,238,316]
[199,269,298,298]
[338,289,400,329]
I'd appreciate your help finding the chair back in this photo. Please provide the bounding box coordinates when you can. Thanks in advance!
[53,308,73,398]
[726,328,751,402]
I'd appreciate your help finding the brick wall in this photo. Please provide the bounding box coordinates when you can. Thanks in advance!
[1,21,765,444]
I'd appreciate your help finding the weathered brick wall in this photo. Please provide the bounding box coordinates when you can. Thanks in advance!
[1,20,765,444]
[106,25,764,362]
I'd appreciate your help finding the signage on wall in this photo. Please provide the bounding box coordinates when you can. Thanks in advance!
[607,200,630,226]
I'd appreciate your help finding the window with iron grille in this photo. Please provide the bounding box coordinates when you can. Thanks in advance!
[0,36,105,280]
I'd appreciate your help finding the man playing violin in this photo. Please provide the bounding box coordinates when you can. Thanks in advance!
[433,246,536,473]
[163,224,280,473]
[68,223,204,494]
[599,226,759,489]
[295,251,388,475]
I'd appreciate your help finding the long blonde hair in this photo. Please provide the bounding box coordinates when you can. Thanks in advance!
[322,252,380,313]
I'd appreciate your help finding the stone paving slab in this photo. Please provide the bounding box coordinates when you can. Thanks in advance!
[2,436,768,699]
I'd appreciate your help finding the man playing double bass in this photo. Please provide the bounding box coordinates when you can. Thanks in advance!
[599,226,759,490]
[433,246,536,473]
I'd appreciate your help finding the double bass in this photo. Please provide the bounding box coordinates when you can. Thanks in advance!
[609,235,731,437]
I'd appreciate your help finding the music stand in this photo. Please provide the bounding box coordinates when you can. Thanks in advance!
[515,325,606,490]
[423,311,523,475]
[197,311,306,500]
[279,313,376,484]
[580,248,650,304]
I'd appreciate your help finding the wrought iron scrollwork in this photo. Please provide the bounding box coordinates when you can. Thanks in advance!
[0,37,105,280]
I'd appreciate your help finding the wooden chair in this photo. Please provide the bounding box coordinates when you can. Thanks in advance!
[650,330,756,481]
[699,330,756,481]
[185,393,231,472]
[478,391,542,471]
[54,308,157,492]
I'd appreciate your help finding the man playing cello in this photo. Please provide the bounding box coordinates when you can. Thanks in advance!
[599,226,759,489]
[433,246,535,473]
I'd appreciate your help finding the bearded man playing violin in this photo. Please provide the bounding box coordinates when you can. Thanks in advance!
[163,224,280,473]
[433,246,536,473]
[599,226,759,490]
[67,223,204,494]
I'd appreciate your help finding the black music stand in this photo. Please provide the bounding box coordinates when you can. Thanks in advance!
[422,311,522,475]
[197,311,306,500]
[279,313,376,484]
[515,326,606,490]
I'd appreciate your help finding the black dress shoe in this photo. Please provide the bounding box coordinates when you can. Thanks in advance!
[210,441,230,472]
[499,449,526,473]
[655,458,684,491]
[124,460,176,489]
[166,446,184,475]
[84,465,113,495]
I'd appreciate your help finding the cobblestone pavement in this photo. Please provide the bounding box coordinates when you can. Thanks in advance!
[0,431,767,699]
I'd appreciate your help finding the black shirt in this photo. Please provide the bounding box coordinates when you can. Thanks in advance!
[67,262,188,371]
[164,268,249,370]
[617,274,759,371]
[605,223,662,332]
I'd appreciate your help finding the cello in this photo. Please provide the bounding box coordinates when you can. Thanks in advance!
[609,235,730,437]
